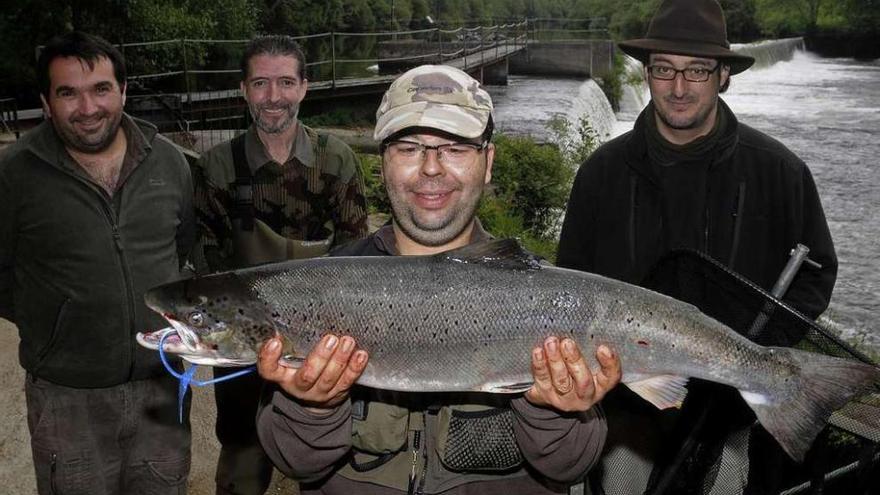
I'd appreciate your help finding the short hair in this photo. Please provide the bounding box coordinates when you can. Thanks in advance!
[720,64,731,93]
[37,31,126,98]
[240,35,307,81]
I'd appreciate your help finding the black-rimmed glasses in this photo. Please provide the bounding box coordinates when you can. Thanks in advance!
[383,140,488,167]
[647,64,721,82]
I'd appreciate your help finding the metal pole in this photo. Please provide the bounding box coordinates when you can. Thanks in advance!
[330,32,337,89]
[181,39,192,107]
[746,244,821,340]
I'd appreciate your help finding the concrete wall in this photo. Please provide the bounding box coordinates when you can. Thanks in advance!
[510,41,615,79]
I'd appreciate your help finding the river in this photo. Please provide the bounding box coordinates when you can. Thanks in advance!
[488,47,880,357]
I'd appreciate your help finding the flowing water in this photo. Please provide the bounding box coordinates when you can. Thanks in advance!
[488,45,880,357]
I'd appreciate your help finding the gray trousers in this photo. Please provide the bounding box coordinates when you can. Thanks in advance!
[25,373,191,495]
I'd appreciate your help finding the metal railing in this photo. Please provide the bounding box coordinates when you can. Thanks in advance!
[0,97,20,140]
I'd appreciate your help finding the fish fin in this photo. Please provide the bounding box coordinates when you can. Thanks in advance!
[486,381,534,393]
[439,239,542,271]
[742,347,880,463]
[625,375,689,409]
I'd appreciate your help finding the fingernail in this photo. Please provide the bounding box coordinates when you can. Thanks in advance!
[355,351,367,365]
[267,339,280,352]
[562,339,575,354]
[325,335,338,350]
[533,348,544,362]
[546,338,558,354]
[598,345,612,359]
[341,337,354,353]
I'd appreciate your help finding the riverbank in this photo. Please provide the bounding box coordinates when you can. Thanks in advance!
[806,33,880,60]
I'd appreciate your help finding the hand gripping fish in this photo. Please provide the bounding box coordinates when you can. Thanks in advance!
[137,239,880,462]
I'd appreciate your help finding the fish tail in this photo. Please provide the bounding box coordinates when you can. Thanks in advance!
[740,347,880,462]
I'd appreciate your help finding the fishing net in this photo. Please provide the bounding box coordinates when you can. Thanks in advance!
[635,249,880,495]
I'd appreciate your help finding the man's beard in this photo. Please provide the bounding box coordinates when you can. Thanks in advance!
[55,110,123,153]
[250,102,299,134]
[388,179,483,247]
[655,93,716,131]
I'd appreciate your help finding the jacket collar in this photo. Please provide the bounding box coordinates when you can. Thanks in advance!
[244,121,315,174]
[625,97,740,184]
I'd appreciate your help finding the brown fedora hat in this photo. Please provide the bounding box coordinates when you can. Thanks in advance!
[618,0,755,74]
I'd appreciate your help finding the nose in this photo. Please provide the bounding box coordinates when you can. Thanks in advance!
[671,72,688,97]
[267,81,282,102]
[77,92,99,115]
[419,148,446,177]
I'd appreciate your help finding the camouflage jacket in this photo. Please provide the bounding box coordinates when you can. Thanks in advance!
[193,123,368,272]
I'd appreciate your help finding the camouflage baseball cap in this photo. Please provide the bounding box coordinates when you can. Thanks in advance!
[374,65,494,142]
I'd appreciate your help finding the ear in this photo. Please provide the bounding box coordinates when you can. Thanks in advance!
[720,64,730,87]
[40,94,52,119]
[240,80,247,101]
[120,82,127,107]
[484,143,495,184]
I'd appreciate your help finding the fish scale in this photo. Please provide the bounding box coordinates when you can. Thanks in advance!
[138,239,880,462]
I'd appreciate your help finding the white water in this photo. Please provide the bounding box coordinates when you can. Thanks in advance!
[489,42,880,357]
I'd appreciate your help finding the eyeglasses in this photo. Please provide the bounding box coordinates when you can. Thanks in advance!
[383,140,488,167]
[647,64,721,82]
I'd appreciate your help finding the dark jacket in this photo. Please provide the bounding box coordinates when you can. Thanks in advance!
[256,223,607,494]
[0,116,196,387]
[557,100,836,344]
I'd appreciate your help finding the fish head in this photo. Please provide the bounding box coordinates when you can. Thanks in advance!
[140,273,285,367]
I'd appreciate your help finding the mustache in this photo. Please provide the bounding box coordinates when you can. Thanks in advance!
[662,94,697,104]
[70,111,109,123]
[256,102,296,112]
[409,178,460,193]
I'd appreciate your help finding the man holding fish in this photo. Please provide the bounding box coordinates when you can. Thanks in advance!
[254,65,624,493]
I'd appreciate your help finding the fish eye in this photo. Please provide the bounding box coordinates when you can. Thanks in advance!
[187,311,205,327]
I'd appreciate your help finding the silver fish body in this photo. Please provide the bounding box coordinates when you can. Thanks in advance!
[138,240,880,461]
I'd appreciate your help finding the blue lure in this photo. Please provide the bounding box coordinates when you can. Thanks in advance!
[157,330,256,423]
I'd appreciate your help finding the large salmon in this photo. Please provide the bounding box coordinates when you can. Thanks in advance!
[137,239,879,461]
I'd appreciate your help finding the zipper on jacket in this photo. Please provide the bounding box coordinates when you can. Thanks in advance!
[407,430,421,495]
[50,453,57,494]
[728,181,746,267]
[105,209,137,379]
[628,175,638,267]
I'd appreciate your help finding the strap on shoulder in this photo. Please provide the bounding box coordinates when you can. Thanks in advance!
[230,132,254,231]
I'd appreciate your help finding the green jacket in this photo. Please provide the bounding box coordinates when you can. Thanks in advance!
[0,115,195,387]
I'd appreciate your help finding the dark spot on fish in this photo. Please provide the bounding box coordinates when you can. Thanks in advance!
[590,334,594,340]
[238,309,245,315]
[626,317,634,323]
[357,298,364,305]
[637,340,649,347]
[662,323,667,330]
[271,312,280,318]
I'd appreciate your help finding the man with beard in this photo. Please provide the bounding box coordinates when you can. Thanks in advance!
[252,64,622,495]
[0,31,195,494]
[192,35,368,495]
[557,0,837,493]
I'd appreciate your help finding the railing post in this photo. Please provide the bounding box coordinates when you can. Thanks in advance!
[437,28,443,64]
[181,39,192,108]
[331,32,337,89]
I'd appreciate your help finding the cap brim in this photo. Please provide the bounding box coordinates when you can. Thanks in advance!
[619,38,755,74]
[374,101,490,142]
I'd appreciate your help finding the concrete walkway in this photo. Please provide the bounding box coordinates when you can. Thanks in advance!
[0,319,297,494]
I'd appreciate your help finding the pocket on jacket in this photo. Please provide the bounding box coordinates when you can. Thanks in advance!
[351,400,409,455]
[19,282,70,371]
[435,405,523,472]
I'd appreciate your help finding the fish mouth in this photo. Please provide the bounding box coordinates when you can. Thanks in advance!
[161,313,201,352]
[135,327,256,367]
